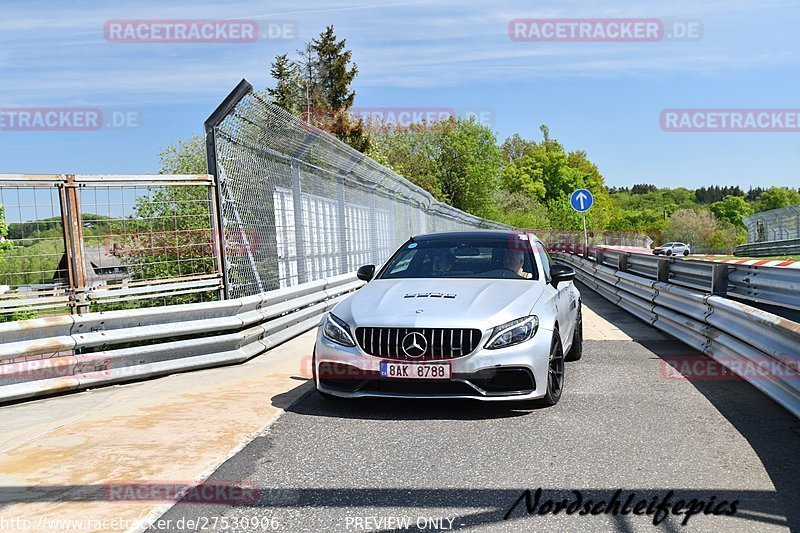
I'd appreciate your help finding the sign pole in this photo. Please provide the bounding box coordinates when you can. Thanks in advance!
[582,212,588,256]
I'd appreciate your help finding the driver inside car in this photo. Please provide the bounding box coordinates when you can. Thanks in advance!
[503,249,532,278]
[431,250,455,276]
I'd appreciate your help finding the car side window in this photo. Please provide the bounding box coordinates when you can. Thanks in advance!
[535,242,552,282]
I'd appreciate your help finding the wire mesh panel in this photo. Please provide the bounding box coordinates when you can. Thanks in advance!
[0,174,223,321]
[77,180,220,311]
[743,205,800,243]
[0,180,69,319]
[207,81,508,297]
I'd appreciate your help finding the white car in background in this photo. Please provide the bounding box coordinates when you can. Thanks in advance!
[313,230,583,407]
[653,242,691,256]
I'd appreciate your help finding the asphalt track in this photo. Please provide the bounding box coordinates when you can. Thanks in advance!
[152,283,800,532]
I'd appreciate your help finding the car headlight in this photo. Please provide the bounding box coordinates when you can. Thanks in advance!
[322,313,356,347]
[485,316,539,350]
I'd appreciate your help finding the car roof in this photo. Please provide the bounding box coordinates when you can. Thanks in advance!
[410,230,542,243]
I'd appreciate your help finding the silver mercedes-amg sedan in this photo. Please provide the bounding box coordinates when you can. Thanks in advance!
[313,230,582,407]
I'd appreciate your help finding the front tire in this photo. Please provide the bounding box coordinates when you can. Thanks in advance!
[565,305,583,362]
[537,334,565,407]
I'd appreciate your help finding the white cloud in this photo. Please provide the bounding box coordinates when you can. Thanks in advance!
[0,0,797,103]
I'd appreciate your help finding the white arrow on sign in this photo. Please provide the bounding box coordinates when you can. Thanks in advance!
[576,191,589,210]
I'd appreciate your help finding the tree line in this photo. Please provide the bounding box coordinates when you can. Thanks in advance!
[262,26,799,251]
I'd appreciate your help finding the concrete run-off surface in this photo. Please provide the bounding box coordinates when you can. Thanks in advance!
[0,329,318,532]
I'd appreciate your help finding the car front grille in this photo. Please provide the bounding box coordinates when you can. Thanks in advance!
[354,327,483,361]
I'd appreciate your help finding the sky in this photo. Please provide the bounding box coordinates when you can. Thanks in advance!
[1,0,799,190]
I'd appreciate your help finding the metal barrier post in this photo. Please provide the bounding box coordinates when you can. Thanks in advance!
[711,264,728,296]
[657,258,670,283]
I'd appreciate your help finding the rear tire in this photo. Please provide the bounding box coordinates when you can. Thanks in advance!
[683,250,690,256]
[565,305,583,362]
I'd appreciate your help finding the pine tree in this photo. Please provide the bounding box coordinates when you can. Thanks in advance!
[267,54,302,114]
[310,26,357,112]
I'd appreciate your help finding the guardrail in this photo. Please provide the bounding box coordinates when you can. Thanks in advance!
[551,243,800,312]
[0,273,362,403]
[735,237,800,258]
[554,253,800,419]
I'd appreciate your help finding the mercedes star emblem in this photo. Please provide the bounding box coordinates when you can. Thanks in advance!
[401,332,428,358]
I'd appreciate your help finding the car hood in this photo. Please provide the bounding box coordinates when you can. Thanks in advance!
[332,278,546,329]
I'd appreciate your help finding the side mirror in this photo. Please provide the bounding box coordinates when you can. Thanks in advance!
[357,264,376,282]
[550,264,576,287]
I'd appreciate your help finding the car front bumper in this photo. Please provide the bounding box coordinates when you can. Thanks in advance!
[313,324,553,401]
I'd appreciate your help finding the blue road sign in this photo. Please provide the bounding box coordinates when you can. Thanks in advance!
[570,189,594,212]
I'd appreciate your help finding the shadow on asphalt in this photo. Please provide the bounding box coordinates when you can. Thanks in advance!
[647,339,800,533]
[273,387,536,421]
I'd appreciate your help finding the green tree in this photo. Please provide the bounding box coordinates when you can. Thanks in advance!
[368,117,501,217]
[112,136,216,305]
[158,135,207,174]
[664,209,719,248]
[268,26,370,152]
[0,204,11,251]
[710,195,752,226]
[308,26,357,112]
[267,54,302,114]
[755,186,800,212]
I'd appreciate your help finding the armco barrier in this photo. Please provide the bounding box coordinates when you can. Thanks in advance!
[736,238,800,258]
[554,253,800,419]
[552,244,800,312]
[0,273,363,403]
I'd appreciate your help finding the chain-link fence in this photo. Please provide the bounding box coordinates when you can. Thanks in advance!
[743,205,800,243]
[0,174,223,320]
[205,79,508,298]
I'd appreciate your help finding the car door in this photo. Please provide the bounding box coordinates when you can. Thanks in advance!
[535,241,572,348]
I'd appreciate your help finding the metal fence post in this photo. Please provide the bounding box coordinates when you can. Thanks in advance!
[203,80,254,299]
[291,160,308,284]
[336,175,348,274]
[386,188,396,253]
[369,186,379,266]
[58,174,88,314]
[618,254,628,273]
[207,177,225,301]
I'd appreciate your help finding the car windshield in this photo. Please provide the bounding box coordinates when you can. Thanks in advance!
[378,236,539,280]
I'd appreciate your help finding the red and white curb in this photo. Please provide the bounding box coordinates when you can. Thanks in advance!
[700,257,800,269]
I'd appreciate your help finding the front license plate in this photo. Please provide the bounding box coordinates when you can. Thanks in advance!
[380,361,451,380]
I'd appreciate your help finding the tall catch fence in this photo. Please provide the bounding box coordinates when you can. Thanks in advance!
[738,205,800,257]
[743,205,800,243]
[205,79,508,299]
